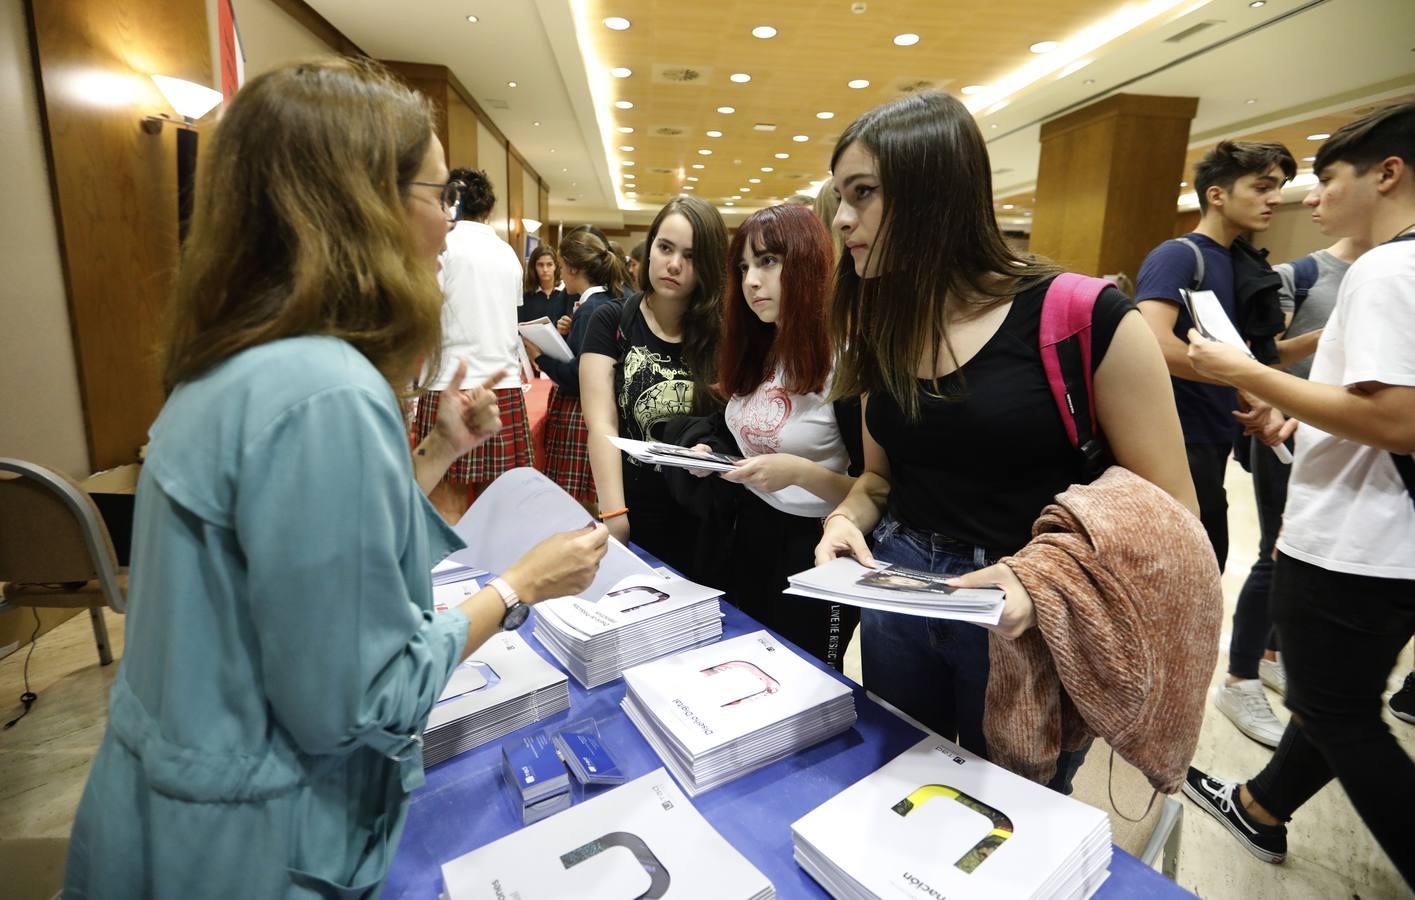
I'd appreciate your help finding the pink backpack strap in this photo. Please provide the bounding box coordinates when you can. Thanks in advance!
[1040,273,1112,454]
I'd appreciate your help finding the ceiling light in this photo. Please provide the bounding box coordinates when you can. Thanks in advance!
[893,33,920,46]
[698,149,712,155]
[683,185,695,190]
[561,167,567,172]
[615,100,633,109]
[1307,133,1330,140]
[692,163,705,169]
[620,145,635,151]
[1302,155,1316,162]
[717,106,735,114]
[611,67,632,78]
[740,187,750,192]
[960,85,986,95]
[774,152,789,159]
[730,73,752,83]
[603,16,631,30]
[1002,204,1014,210]
[748,178,761,183]
[465,15,478,23]
[761,166,774,172]
[816,111,834,119]
[1179,181,1188,187]
[617,126,634,133]
[686,176,699,182]
[550,148,557,153]
[706,130,722,137]
[1082,78,1095,85]
[731,195,741,200]
[1245,98,1258,104]
[507,81,518,88]
[847,79,869,89]
[1030,40,1058,53]
[1248,0,1265,6]
[533,121,541,126]
[621,160,634,166]
[792,134,809,143]
[623,173,635,179]
[752,25,777,39]
[990,124,998,129]
[725,201,735,207]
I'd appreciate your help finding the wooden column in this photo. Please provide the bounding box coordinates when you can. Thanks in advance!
[1029,94,1199,281]
[507,154,525,255]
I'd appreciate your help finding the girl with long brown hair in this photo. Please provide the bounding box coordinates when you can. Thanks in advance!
[64,59,607,897]
[814,90,1197,792]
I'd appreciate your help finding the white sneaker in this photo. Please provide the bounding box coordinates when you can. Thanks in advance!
[1215,680,1285,748]
[1259,657,1286,696]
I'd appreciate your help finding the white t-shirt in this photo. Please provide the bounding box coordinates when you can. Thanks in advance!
[1278,237,1415,580]
[725,364,850,518]
[427,220,524,391]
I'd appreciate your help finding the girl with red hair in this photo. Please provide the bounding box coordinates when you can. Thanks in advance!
[708,203,862,670]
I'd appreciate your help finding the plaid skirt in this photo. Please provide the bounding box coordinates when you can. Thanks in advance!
[413,386,534,485]
[542,386,595,505]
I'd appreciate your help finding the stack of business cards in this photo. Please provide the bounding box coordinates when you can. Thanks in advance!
[791,736,1112,900]
[786,557,1006,625]
[503,731,572,824]
[441,768,774,900]
[554,718,626,786]
[424,630,570,767]
[621,631,857,796]
[533,574,724,688]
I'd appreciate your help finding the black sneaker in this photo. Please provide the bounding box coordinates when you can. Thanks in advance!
[1182,766,1287,864]
[1391,672,1415,724]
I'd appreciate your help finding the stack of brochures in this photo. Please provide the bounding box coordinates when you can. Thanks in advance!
[621,631,857,796]
[791,736,1112,900]
[533,574,725,688]
[607,435,742,472]
[432,556,487,587]
[502,730,572,824]
[424,630,570,767]
[441,768,774,900]
[786,558,1006,625]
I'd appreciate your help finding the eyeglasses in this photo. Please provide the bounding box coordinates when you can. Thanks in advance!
[405,179,466,222]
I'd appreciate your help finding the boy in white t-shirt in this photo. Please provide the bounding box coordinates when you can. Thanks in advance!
[1180,102,1415,886]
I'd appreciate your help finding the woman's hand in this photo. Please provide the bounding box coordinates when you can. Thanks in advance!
[814,513,876,567]
[503,523,610,603]
[556,315,573,336]
[722,453,804,493]
[947,563,1034,640]
[685,444,719,479]
[435,359,504,455]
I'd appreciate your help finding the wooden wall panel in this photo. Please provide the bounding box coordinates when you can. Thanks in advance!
[507,154,525,259]
[447,92,479,171]
[27,0,213,469]
[538,183,549,245]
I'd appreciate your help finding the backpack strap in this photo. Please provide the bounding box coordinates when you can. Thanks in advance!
[614,291,644,358]
[1288,254,1320,312]
[1175,237,1205,291]
[1040,273,1113,480]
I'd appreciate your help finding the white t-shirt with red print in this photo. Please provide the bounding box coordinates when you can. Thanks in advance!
[724,364,849,518]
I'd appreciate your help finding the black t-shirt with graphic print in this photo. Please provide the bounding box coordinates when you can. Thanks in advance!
[582,298,696,445]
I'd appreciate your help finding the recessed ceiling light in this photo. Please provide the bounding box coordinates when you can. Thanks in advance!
[792,135,809,143]
[761,166,774,172]
[1302,155,1316,162]
[816,111,834,119]
[507,81,518,88]
[623,173,635,179]
[960,85,986,95]
[748,178,761,183]
[730,73,752,83]
[775,152,790,159]
[1179,181,1188,187]
[893,33,920,46]
[692,163,705,169]
[603,16,631,30]
[617,126,634,133]
[717,106,736,114]
[611,67,632,78]
[990,124,998,129]
[1307,132,1330,140]
[561,167,567,171]
[465,15,478,23]
[1245,98,1258,104]
[615,100,633,109]
[550,148,557,153]
[621,160,634,166]
[706,130,723,137]
[847,79,870,89]
[752,25,777,39]
[683,185,695,190]
[740,187,751,192]
[1002,203,1014,209]
[698,149,712,155]
[533,121,541,126]
[725,201,735,206]
[1029,40,1058,53]
[686,176,699,182]
[620,145,635,151]
[1248,0,1265,6]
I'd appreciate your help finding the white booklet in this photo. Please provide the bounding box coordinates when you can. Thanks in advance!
[428,629,566,729]
[518,317,574,362]
[448,467,655,603]
[535,573,723,642]
[441,768,774,900]
[623,631,853,757]
[792,735,1111,900]
[607,435,742,472]
[786,557,1005,625]
[1180,288,1252,356]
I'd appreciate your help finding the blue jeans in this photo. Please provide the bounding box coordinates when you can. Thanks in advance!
[860,514,1091,795]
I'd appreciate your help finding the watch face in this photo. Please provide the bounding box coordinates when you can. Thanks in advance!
[502,602,531,631]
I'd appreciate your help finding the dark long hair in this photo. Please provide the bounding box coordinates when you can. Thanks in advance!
[558,227,628,298]
[642,195,727,411]
[719,205,832,397]
[525,245,559,292]
[828,90,1060,418]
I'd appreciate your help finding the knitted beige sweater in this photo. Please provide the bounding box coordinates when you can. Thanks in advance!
[985,467,1222,794]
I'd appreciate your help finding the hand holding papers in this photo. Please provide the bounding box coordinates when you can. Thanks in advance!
[787,558,1006,625]
[518,317,574,362]
[607,436,742,472]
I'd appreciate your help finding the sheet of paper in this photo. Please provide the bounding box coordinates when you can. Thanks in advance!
[519,320,574,362]
[607,435,740,472]
[447,467,655,602]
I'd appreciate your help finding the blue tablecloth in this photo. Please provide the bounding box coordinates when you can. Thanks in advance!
[385,561,1192,899]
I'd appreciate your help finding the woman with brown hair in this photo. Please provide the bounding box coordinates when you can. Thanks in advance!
[525,226,628,506]
[813,90,1197,793]
[580,196,727,578]
[521,244,571,332]
[64,59,606,898]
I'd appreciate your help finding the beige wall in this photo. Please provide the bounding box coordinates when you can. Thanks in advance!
[477,120,509,238]
[229,0,339,76]
[1252,200,1327,265]
[0,1,89,477]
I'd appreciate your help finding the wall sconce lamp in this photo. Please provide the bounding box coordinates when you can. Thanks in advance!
[141,75,222,133]
[521,218,543,233]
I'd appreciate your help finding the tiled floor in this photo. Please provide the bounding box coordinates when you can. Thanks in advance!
[2,460,1411,898]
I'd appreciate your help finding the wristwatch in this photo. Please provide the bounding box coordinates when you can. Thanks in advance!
[489,576,529,631]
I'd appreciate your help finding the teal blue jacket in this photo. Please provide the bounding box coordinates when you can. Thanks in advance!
[65,337,469,899]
